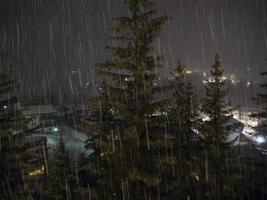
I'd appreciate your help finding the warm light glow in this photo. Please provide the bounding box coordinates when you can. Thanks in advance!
[208,77,215,83]
[202,116,210,122]
[152,111,167,116]
[185,69,192,75]
[28,165,45,176]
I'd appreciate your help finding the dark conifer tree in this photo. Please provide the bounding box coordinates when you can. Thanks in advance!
[85,0,172,199]
[169,61,199,199]
[200,54,241,200]
[0,52,29,199]
[172,62,197,153]
[244,62,267,199]
[43,135,72,199]
[255,70,267,117]
[0,124,29,199]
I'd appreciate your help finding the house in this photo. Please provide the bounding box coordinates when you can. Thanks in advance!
[18,136,48,179]
[22,105,60,130]
[231,107,265,127]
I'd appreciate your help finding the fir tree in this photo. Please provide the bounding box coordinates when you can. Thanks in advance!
[86,0,170,198]
[0,124,29,199]
[0,52,30,199]
[244,62,267,199]
[169,61,199,198]
[200,54,241,200]
[172,62,197,153]
[253,69,267,118]
[43,135,72,199]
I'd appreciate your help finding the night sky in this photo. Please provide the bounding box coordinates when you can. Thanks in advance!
[0,0,266,104]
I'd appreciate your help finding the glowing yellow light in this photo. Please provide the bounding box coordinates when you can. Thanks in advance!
[185,69,192,75]
[28,165,45,176]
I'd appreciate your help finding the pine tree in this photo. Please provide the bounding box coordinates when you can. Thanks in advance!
[200,54,241,200]
[259,71,267,99]
[255,70,267,117]
[86,0,170,199]
[43,135,72,199]
[169,61,199,198]
[0,52,30,199]
[0,124,29,199]
[172,62,197,153]
[243,62,267,199]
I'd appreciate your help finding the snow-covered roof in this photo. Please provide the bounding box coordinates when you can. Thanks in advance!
[19,136,46,145]
[22,105,57,116]
[239,107,265,113]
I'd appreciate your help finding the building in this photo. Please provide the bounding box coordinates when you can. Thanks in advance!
[22,104,60,130]
[231,107,265,127]
[17,136,48,179]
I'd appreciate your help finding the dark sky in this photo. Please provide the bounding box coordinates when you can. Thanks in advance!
[0,0,266,103]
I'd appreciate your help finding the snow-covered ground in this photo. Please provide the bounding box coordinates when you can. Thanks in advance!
[240,119,267,155]
[30,126,93,158]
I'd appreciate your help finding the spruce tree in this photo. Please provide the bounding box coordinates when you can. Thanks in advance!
[0,124,29,199]
[43,135,72,199]
[169,61,199,198]
[160,62,200,199]
[86,0,170,199]
[172,62,197,153]
[0,52,29,199]
[200,54,240,200]
[244,63,267,199]
[255,70,267,117]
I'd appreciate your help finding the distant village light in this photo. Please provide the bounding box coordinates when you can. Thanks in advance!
[202,116,210,122]
[28,165,45,177]
[53,127,59,132]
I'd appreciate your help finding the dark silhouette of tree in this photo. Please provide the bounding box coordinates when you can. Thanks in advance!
[166,61,200,199]
[43,135,72,199]
[200,54,241,200]
[83,0,173,199]
[0,51,30,199]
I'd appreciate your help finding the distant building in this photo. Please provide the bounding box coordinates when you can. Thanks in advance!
[231,107,265,127]
[22,104,60,129]
[17,136,48,179]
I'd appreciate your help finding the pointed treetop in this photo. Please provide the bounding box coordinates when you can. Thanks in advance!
[174,61,185,79]
[124,0,154,12]
[57,134,68,155]
[209,54,224,83]
[212,54,222,70]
